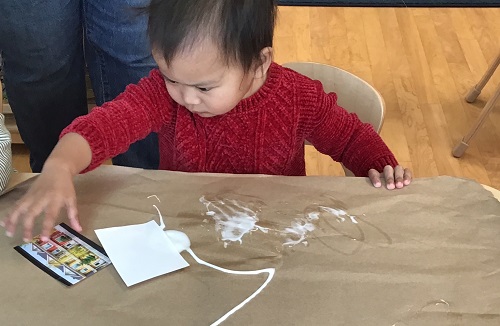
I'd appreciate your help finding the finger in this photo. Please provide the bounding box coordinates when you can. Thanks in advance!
[394,165,405,189]
[66,197,82,232]
[20,198,52,241]
[5,199,32,237]
[384,165,395,190]
[22,213,38,242]
[40,201,63,241]
[403,168,413,185]
[368,169,382,188]
[41,217,56,242]
[4,210,21,238]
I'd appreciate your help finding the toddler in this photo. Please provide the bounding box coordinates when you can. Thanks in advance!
[4,0,411,241]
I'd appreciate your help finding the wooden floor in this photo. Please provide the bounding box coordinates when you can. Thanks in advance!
[12,7,500,189]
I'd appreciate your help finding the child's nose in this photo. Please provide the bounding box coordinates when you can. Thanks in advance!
[182,87,201,105]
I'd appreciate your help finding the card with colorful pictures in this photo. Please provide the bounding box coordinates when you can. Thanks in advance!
[14,223,112,286]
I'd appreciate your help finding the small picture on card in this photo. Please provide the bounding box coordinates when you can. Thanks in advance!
[14,223,111,286]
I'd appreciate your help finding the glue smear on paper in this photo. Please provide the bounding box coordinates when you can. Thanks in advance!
[200,194,359,247]
[154,203,275,326]
[200,195,269,246]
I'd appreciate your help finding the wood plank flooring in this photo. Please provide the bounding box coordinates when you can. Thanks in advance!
[274,6,500,189]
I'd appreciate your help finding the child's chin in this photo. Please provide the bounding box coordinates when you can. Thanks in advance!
[196,112,215,118]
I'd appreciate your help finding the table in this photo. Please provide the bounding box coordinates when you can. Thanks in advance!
[0,166,499,325]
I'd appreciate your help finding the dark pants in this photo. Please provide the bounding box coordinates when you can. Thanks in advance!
[0,0,159,172]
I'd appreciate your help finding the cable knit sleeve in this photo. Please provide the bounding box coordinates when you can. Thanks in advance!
[60,70,172,172]
[304,81,398,177]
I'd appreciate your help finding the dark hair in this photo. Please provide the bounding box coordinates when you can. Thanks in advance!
[143,0,277,73]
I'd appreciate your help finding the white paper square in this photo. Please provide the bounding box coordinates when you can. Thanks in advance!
[95,220,189,287]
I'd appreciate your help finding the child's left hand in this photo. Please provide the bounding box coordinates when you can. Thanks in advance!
[368,165,412,190]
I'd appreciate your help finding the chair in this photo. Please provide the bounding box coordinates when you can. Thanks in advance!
[452,52,500,158]
[282,62,385,176]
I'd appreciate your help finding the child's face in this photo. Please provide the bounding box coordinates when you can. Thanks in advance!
[153,41,264,118]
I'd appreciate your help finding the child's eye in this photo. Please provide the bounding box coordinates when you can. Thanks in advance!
[197,87,211,92]
[165,77,177,84]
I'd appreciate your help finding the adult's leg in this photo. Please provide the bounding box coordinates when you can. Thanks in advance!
[84,0,159,169]
[0,0,87,172]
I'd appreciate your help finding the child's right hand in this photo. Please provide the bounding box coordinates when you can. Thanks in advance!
[2,165,82,242]
[1,133,91,242]
[368,165,412,189]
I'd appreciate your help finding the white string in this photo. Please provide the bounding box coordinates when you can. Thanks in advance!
[186,248,275,326]
[152,204,165,229]
[149,195,165,229]
[150,201,275,325]
[147,195,161,202]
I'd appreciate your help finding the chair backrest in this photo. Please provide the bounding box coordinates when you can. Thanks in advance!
[282,62,386,176]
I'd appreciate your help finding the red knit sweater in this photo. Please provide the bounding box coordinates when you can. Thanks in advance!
[61,62,398,176]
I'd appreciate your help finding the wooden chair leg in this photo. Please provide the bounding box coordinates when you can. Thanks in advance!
[453,83,500,158]
[465,54,500,103]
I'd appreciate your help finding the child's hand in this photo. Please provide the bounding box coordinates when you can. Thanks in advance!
[1,165,81,242]
[368,165,412,190]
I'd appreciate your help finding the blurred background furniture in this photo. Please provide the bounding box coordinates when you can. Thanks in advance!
[0,60,22,144]
[283,62,385,176]
[452,52,500,158]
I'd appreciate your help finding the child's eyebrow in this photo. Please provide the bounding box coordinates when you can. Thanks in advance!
[161,73,217,87]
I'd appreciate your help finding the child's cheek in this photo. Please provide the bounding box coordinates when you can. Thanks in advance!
[166,85,182,105]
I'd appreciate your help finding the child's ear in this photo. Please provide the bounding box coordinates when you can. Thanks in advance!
[254,47,273,79]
